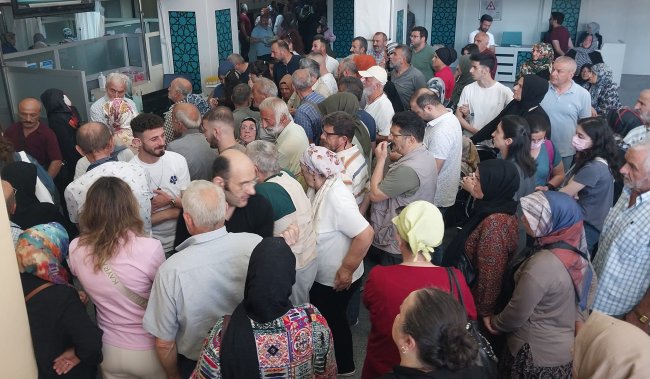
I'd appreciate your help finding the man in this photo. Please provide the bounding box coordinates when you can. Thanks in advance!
[65,122,152,232]
[369,111,437,264]
[371,32,388,67]
[592,139,650,333]
[411,89,462,210]
[4,98,62,178]
[231,83,260,137]
[131,113,190,255]
[246,140,317,304]
[259,97,309,184]
[389,44,427,110]
[251,77,279,142]
[350,36,368,55]
[292,68,325,142]
[319,111,370,212]
[621,90,650,149]
[546,11,573,57]
[304,52,337,96]
[239,3,252,61]
[89,73,138,124]
[360,65,394,141]
[1,32,17,54]
[164,77,192,143]
[339,76,378,144]
[473,31,497,79]
[455,54,513,137]
[143,180,262,378]
[2,180,22,246]
[250,13,274,62]
[167,103,218,181]
[201,106,245,153]
[337,55,358,79]
[311,34,339,74]
[227,53,251,84]
[409,26,435,81]
[271,39,301,86]
[540,56,591,169]
[468,14,496,52]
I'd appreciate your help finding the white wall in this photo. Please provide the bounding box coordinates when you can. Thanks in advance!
[579,0,649,75]
[355,0,392,41]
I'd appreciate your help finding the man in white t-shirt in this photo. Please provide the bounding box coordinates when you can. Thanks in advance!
[311,35,339,74]
[360,66,394,142]
[468,14,496,52]
[455,54,512,138]
[130,113,190,254]
[410,88,462,210]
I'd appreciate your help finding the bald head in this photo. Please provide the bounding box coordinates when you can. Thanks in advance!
[473,31,489,52]
[173,103,201,130]
[212,149,257,208]
[76,122,113,155]
[17,98,42,129]
[2,180,16,215]
[292,68,313,92]
[169,78,193,103]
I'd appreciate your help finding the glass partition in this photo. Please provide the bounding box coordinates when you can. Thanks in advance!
[148,34,162,66]
[4,50,56,69]
[59,37,127,73]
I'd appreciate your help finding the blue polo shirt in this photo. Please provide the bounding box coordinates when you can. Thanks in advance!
[540,81,591,157]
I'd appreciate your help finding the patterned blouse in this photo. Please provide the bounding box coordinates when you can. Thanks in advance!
[192,304,337,379]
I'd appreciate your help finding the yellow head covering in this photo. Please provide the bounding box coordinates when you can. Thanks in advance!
[391,201,444,262]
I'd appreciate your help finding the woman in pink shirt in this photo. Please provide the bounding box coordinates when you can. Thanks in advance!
[68,176,165,379]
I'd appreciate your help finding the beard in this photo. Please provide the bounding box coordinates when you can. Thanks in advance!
[143,144,165,157]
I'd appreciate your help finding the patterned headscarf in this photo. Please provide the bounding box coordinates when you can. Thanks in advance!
[392,201,444,262]
[573,34,599,75]
[103,97,136,132]
[300,144,344,178]
[15,222,70,284]
[518,42,554,80]
[520,191,594,311]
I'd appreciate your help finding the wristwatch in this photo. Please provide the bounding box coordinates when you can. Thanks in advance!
[634,309,650,325]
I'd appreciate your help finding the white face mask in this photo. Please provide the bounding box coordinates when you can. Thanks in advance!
[63,94,72,107]
[571,135,593,151]
[531,138,545,150]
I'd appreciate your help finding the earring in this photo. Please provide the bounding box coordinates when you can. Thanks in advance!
[400,346,408,354]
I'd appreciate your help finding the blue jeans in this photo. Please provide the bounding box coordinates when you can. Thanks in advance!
[584,222,600,258]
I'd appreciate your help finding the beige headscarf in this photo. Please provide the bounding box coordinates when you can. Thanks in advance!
[391,201,444,262]
[574,311,650,379]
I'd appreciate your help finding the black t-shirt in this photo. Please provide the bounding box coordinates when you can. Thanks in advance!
[273,54,302,86]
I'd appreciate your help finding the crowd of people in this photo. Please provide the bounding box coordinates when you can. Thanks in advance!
[3,3,650,379]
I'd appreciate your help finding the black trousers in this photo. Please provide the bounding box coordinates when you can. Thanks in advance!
[310,279,362,374]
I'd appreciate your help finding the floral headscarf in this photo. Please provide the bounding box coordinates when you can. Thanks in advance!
[15,222,70,284]
[300,144,344,178]
[518,42,554,80]
[103,98,136,147]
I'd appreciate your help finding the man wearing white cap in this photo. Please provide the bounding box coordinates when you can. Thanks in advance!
[360,66,395,142]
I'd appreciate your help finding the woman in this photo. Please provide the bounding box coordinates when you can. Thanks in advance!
[491,115,536,200]
[443,160,520,329]
[192,237,337,378]
[567,34,603,80]
[471,74,550,144]
[238,117,258,146]
[461,43,479,56]
[279,73,294,103]
[573,311,650,379]
[68,177,166,379]
[247,59,273,87]
[580,63,593,86]
[362,201,477,379]
[579,22,603,49]
[486,191,596,378]
[560,117,620,254]
[432,46,457,103]
[300,145,374,376]
[583,63,622,116]
[17,223,102,378]
[2,161,72,234]
[382,288,481,378]
[449,55,475,110]
[526,113,564,190]
[517,42,554,81]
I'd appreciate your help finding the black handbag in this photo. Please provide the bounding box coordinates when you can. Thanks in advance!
[455,252,477,288]
[446,267,498,379]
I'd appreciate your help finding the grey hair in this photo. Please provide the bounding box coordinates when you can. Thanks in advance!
[182,180,227,228]
[172,80,192,97]
[339,55,358,76]
[300,56,321,79]
[175,106,201,129]
[555,56,577,72]
[106,72,130,88]
[292,68,312,91]
[259,97,292,125]
[227,53,245,65]
[396,44,412,64]
[254,77,278,97]
[246,140,281,177]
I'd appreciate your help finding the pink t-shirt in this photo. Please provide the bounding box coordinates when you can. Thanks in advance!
[68,232,165,350]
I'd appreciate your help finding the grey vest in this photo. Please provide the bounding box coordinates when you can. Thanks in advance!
[371,145,438,255]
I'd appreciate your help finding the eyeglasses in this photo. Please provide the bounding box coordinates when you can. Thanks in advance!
[322,131,342,137]
[390,133,411,138]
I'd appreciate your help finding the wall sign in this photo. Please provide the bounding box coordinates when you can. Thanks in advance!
[480,0,502,21]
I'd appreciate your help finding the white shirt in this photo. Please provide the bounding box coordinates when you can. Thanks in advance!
[325,55,339,74]
[311,178,369,287]
[64,161,152,233]
[458,81,513,132]
[468,30,496,46]
[338,145,369,205]
[365,93,395,137]
[89,95,139,124]
[622,124,649,150]
[74,149,135,180]
[424,110,463,208]
[131,151,190,252]
[319,72,339,95]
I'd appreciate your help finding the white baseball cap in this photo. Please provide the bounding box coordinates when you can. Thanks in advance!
[359,65,388,85]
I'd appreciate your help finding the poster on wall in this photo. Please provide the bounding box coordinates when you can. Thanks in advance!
[479,0,502,21]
